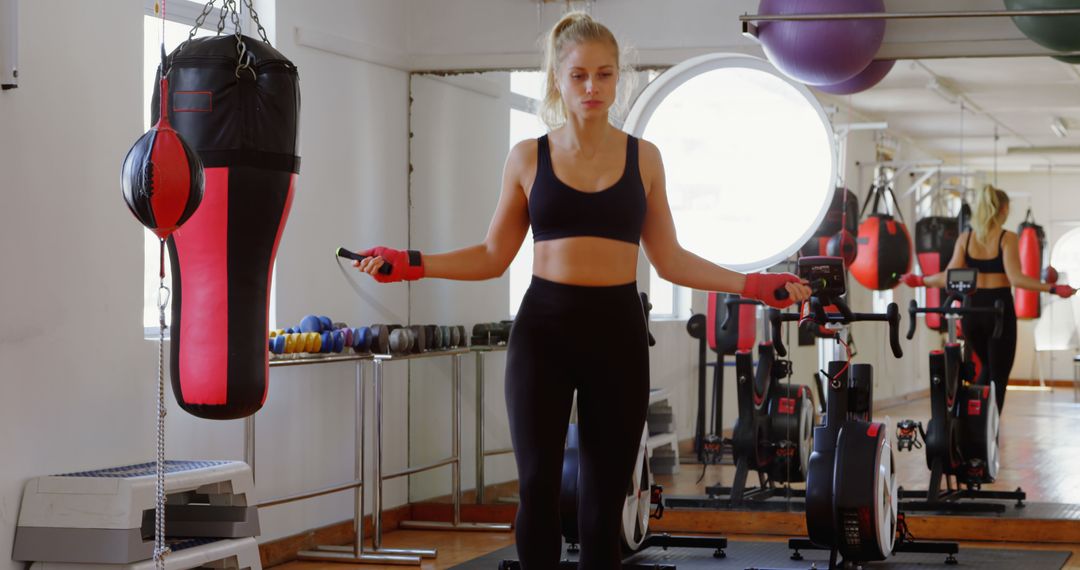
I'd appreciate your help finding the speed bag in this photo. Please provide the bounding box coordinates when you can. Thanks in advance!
[850,215,912,290]
[707,292,757,355]
[155,36,300,419]
[916,216,960,331]
[1016,215,1046,320]
[800,187,859,257]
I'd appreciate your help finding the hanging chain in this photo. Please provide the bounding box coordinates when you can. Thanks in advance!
[242,0,271,44]
[187,0,217,45]
[153,239,171,570]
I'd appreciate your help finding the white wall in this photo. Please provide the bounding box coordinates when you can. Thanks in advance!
[407,72,517,501]
[0,0,416,561]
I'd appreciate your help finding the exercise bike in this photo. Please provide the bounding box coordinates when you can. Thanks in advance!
[499,293,726,570]
[767,257,958,569]
[667,295,815,509]
[897,267,1026,513]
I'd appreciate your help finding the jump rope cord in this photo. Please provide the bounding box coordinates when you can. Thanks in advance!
[335,254,407,324]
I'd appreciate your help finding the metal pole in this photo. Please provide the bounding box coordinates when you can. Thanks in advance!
[244,416,255,483]
[740,8,1080,22]
[475,350,485,504]
[453,353,462,526]
[373,359,383,551]
[355,361,364,557]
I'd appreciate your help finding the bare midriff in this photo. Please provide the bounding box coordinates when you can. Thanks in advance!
[974,272,1011,290]
[532,237,639,286]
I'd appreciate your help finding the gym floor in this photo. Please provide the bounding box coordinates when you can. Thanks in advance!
[270,387,1080,569]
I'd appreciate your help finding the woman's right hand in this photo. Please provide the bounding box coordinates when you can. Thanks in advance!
[899,273,925,288]
[352,246,426,283]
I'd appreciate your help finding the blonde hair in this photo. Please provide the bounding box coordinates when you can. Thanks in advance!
[540,11,624,129]
[971,184,1010,241]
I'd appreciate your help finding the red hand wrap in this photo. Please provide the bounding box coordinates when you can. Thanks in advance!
[742,272,799,309]
[899,273,925,288]
[360,247,425,283]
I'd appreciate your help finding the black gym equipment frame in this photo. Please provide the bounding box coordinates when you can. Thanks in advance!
[755,257,960,570]
[898,268,1026,514]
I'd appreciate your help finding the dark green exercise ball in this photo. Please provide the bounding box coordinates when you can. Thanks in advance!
[1005,0,1080,52]
[1053,54,1080,63]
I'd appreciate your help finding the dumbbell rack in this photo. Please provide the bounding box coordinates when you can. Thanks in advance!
[250,353,423,565]
[472,344,511,504]
[372,349,512,558]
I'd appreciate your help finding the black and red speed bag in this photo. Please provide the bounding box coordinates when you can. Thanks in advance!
[707,293,757,355]
[1016,212,1046,320]
[121,78,204,240]
[153,36,300,419]
[916,216,960,331]
[800,187,859,257]
[850,214,912,290]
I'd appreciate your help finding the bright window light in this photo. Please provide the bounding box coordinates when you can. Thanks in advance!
[508,78,547,317]
[625,54,835,273]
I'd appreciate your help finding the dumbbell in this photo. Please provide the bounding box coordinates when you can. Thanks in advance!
[370,325,392,354]
[425,325,442,350]
[409,325,427,353]
[456,325,467,347]
[389,328,412,354]
[354,326,372,352]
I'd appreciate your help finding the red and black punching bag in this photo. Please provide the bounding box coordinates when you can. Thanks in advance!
[800,187,859,259]
[1016,209,1046,320]
[915,215,961,331]
[154,36,300,419]
[850,184,912,290]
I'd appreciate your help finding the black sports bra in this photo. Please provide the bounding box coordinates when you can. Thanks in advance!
[964,231,1006,274]
[527,134,646,245]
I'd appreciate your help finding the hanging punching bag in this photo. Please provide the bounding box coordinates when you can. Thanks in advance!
[800,187,859,258]
[850,184,912,290]
[154,33,300,419]
[915,216,960,331]
[1016,209,1046,320]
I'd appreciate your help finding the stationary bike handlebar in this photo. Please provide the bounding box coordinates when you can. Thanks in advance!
[718,297,763,333]
[768,298,902,359]
[906,297,1005,340]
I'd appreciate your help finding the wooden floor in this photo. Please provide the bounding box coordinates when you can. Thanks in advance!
[272,388,1080,569]
[657,386,1080,504]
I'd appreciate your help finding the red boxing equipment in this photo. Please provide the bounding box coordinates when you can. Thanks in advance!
[707,292,757,354]
[1015,209,1046,320]
[121,76,204,240]
[915,215,961,331]
[800,187,859,258]
[743,272,800,309]
[156,35,300,419]
[358,246,425,283]
[850,184,912,290]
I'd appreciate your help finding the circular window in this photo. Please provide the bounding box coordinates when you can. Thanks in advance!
[625,54,836,272]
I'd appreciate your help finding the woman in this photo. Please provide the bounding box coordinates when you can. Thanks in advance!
[352,12,810,568]
[901,185,1074,413]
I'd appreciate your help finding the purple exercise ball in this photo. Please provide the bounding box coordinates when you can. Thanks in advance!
[758,0,887,86]
[815,59,895,95]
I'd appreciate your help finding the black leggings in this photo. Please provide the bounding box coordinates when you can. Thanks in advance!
[962,288,1017,413]
[506,276,650,569]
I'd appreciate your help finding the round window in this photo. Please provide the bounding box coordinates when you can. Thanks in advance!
[625,53,836,272]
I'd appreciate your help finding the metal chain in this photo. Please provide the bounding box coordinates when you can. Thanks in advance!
[242,0,271,44]
[187,0,216,45]
[216,0,229,34]
[153,239,172,570]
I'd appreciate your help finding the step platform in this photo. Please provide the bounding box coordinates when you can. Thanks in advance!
[29,537,261,570]
[14,460,259,564]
